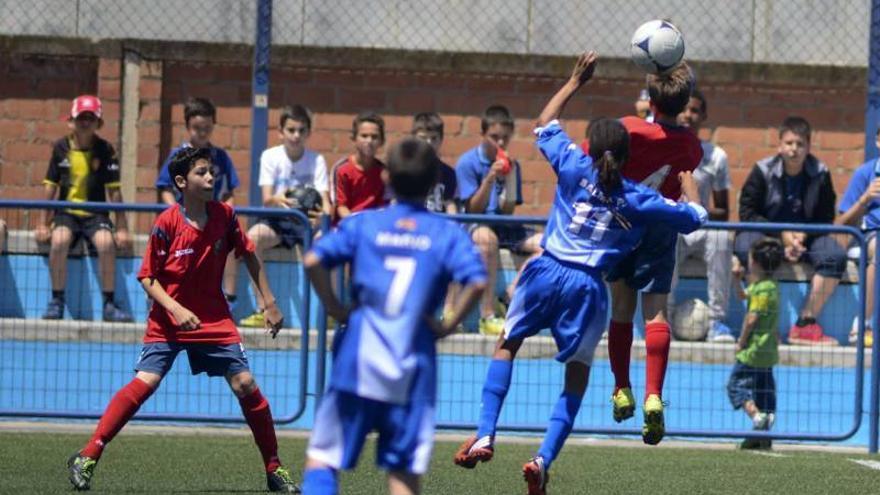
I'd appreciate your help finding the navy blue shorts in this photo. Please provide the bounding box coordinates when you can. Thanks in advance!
[134,342,250,377]
[727,361,776,413]
[257,217,308,248]
[504,253,607,364]
[605,224,677,293]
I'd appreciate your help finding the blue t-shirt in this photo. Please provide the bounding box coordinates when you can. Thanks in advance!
[455,144,523,214]
[839,159,880,230]
[310,202,487,405]
[535,121,707,269]
[156,143,240,202]
[770,172,806,223]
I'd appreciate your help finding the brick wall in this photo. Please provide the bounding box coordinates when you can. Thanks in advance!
[0,51,868,228]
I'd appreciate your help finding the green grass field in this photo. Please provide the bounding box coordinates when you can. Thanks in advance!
[2,431,879,494]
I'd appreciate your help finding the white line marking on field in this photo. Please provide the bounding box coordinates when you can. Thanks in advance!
[748,451,789,458]
[849,459,880,471]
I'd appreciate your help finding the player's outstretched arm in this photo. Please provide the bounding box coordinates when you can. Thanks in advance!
[243,251,284,337]
[430,280,487,339]
[304,252,349,324]
[536,51,598,127]
[140,277,201,331]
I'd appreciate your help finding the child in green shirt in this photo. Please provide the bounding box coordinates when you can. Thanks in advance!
[727,237,783,449]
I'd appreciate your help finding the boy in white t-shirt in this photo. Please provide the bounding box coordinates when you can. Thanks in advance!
[240,105,331,328]
[669,89,735,342]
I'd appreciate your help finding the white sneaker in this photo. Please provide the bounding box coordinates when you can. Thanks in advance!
[707,321,736,343]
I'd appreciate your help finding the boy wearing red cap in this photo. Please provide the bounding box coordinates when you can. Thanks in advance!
[35,95,133,322]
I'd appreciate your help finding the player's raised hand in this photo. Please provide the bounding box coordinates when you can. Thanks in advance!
[571,51,598,86]
[170,304,201,331]
[263,301,284,338]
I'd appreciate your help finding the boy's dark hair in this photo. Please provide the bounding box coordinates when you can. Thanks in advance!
[351,111,385,143]
[779,116,811,143]
[168,147,212,191]
[412,112,444,137]
[184,97,217,126]
[481,105,514,134]
[280,104,312,131]
[587,118,630,192]
[646,62,694,117]
[750,238,784,274]
[387,138,439,200]
[691,88,707,115]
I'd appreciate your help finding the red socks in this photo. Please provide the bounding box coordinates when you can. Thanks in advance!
[239,387,281,473]
[81,378,155,459]
[607,320,633,392]
[645,321,671,398]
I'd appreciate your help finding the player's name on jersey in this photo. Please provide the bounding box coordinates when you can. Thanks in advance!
[578,177,627,208]
[375,231,432,250]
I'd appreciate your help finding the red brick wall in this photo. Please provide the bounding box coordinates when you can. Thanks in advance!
[0,53,868,228]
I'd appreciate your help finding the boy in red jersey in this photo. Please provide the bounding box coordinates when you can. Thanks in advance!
[584,64,701,445]
[67,147,299,493]
[331,111,387,222]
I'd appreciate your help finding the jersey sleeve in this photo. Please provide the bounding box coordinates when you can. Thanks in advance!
[137,214,173,281]
[258,148,276,188]
[445,225,488,286]
[629,187,708,235]
[839,165,870,214]
[311,216,358,268]
[534,120,587,177]
[227,207,255,258]
[314,154,329,193]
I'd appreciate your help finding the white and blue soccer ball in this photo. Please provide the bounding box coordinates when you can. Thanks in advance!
[630,20,685,74]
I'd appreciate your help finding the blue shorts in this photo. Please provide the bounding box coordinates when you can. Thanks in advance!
[605,224,677,293]
[503,253,608,364]
[134,342,250,377]
[727,361,776,413]
[306,388,435,474]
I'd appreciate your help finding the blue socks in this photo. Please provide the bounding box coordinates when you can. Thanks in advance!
[302,467,337,495]
[537,391,584,470]
[476,359,514,439]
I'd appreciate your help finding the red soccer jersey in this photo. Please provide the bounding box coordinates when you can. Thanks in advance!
[137,202,255,344]
[582,116,703,199]
[333,155,386,219]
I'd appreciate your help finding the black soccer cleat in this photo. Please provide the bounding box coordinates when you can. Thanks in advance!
[267,466,301,493]
[67,452,97,491]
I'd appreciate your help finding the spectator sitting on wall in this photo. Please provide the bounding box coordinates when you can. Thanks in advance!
[735,116,846,346]
[35,95,133,322]
[330,111,388,223]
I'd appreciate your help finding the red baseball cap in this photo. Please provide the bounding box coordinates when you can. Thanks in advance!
[70,95,102,119]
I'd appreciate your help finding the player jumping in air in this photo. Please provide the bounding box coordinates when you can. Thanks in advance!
[585,60,702,444]
[67,147,299,493]
[454,51,707,495]
[301,138,488,495]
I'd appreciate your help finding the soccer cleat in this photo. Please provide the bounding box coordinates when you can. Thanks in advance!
[453,434,494,469]
[611,387,635,423]
[266,466,301,493]
[739,437,772,450]
[707,320,736,343]
[240,311,266,328]
[788,319,838,346]
[642,394,665,445]
[43,297,65,320]
[849,317,874,348]
[103,301,133,323]
[67,452,97,491]
[478,316,505,336]
[522,456,548,495]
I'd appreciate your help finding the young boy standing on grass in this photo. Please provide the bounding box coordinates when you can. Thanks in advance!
[302,138,487,495]
[332,111,387,222]
[67,147,299,493]
[728,237,783,450]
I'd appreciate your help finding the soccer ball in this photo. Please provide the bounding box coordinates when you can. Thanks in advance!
[630,20,685,74]
[672,298,710,341]
[285,186,323,212]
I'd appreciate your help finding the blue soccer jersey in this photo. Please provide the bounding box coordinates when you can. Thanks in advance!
[310,202,487,405]
[535,120,707,269]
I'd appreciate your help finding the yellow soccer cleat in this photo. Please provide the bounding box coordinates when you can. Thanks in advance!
[642,394,665,445]
[239,311,265,328]
[611,387,636,423]
[478,316,505,336]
